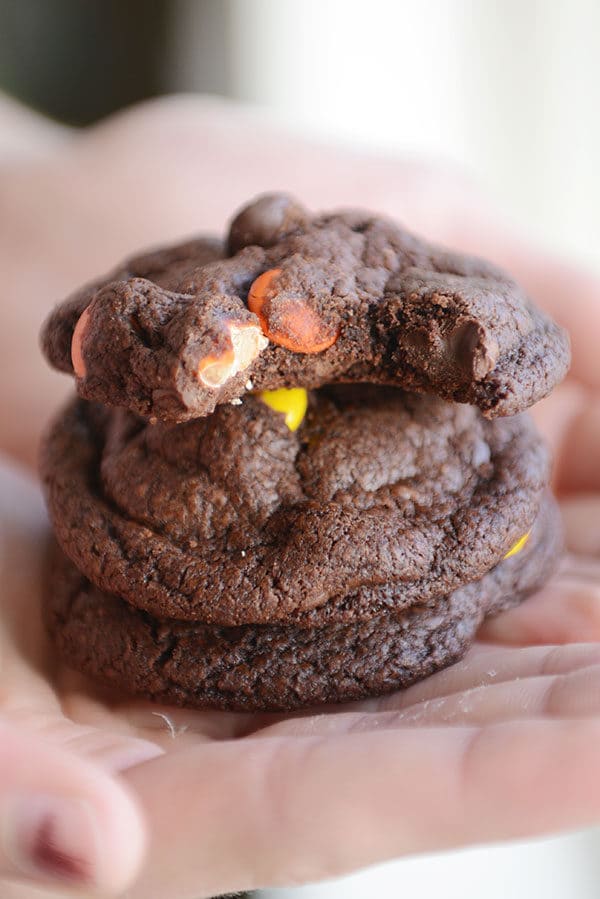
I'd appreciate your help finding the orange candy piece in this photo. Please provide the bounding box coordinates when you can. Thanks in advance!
[503,530,531,560]
[71,306,91,378]
[247,268,339,354]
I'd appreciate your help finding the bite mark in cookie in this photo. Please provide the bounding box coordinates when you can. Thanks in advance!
[41,193,570,423]
[196,321,268,388]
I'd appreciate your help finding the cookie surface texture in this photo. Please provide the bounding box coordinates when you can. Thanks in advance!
[46,494,560,712]
[41,193,570,422]
[41,386,551,626]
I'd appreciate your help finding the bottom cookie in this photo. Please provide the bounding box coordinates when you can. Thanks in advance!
[45,496,560,712]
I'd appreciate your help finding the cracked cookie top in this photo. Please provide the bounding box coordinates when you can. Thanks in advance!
[41,385,549,625]
[41,193,569,422]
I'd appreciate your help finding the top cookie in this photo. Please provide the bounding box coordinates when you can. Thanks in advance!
[41,193,569,421]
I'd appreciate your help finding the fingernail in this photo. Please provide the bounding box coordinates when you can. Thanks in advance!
[2,794,98,886]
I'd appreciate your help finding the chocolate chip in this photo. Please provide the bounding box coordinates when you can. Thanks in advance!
[227,193,308,254]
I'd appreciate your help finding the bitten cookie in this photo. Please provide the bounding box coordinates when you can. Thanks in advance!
[41,193,570,422]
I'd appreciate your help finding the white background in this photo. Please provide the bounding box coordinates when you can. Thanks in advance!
[172,0,600,272]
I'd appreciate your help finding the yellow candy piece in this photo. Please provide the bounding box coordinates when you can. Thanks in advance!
[503,530,531,560]
[259,388,308,432]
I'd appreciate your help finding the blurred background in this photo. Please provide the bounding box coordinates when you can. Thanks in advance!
[1,0,599,270]
[1,1,599,897]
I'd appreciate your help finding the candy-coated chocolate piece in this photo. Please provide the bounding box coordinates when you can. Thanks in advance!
[504,531,531,560]
[71,306,92,378]
[259,387,308,431]
[248,268,339,354]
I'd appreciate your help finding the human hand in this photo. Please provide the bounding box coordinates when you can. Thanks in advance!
[0,95,599,899]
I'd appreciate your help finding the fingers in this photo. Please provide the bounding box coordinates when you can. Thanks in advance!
[124,718,600,897]
[0,458,58,688]
[0,720,146,895]
[377,642,600,706]
[251,663,600,738]
[0,458,164,774]
[7,704,164,775]
[560,496,600,556]
[478,563,600,646]
[529,382,586,473]
[531,384,600,494]
[556,396,600,493]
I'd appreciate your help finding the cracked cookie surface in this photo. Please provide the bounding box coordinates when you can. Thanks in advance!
[46,494,560,711]
[41,385,550,625]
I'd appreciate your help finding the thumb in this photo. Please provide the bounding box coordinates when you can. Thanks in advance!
[0,719,147,895]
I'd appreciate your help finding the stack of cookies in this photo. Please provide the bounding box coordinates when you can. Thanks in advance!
[40,194,569,711]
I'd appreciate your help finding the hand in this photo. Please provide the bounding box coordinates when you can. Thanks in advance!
[0,94,599,899]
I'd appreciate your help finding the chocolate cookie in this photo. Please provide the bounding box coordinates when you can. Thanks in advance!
[41,194,569,423]
[39,193,568,711]
[46,493,560,711]
[40,386,550,626]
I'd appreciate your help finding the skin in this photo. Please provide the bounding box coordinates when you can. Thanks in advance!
[0,94,599,898]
